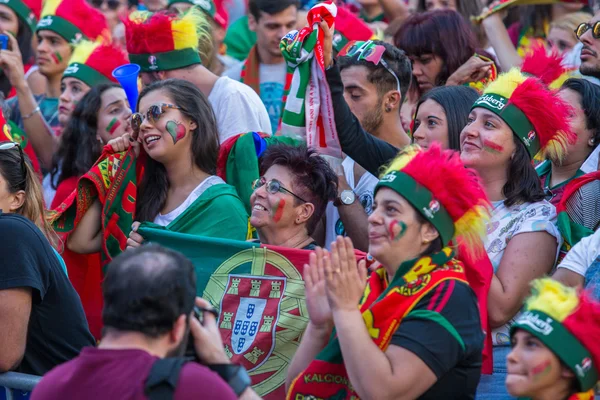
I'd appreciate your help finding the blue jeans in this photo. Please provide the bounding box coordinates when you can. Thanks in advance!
[475,346,514,399]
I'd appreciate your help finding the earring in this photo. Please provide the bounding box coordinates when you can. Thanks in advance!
[385,105,392,112]
[423,239,430,244]
[97,136,104,145]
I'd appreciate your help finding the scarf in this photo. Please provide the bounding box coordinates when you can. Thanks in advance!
[240,45,260,95]
[279,0,342,159]
[286,247,469,399]
[467,53,498,94]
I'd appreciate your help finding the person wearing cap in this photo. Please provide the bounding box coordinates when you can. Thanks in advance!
[124,7,271,143]
[224,0,298,134]
[2,0,108,170]
[0,0,46,99]
[465,69,572,398]
[287,144,490,399]
[506,278,600,400]
[167,0,234,75]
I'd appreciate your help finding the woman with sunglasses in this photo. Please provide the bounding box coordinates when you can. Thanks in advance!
[68,79,249,254]
[286,144,490,399]
[249,144,338,250]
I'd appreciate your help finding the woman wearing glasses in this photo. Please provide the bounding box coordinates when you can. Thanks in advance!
[249,144,338,250]
[68,79,249,253]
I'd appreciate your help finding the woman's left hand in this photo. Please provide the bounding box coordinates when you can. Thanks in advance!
[126,221,144,249]
[324,236,368,312]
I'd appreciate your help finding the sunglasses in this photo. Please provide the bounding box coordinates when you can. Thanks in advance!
[338,40,402,94]
[131,103,181,133]
[90,0,122,10]
[252,177,307,203]
[575,22,600,40]
[0,141,26,178]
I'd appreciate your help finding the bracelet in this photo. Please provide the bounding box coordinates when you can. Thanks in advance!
[22,106,40,120]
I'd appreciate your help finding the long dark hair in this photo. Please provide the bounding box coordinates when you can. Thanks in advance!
[394,10,478,87]
[415,86,479,151]
[0,18,35,98]
[135,79,220,222]
[50,83,119,189]
[0,145,58,247]
[503,136,545,207]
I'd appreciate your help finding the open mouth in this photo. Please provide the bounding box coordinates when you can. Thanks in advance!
[253,204,268,212]
[144,135,161,145]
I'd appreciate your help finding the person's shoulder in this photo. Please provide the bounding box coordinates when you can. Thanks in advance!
[175,363,237,399]
[31,358,80,399]
[222,61,244,80]
[0,213,44,241]
[215,76,260,100]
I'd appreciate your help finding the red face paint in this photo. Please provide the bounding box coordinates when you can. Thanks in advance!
[482,139,504,154]
[531,360,552,381]
[51,53,60,64]
[388,220,407,241]
[106,118,121,135]
[272,198,286,222]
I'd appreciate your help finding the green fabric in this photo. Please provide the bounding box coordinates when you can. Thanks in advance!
[359,10,385,23]
[511,310,598,391]
[473,93,539,158]
[129,48,201,72]
[62,63,111,87]
[139,183,249,241]
[36,15,84,43]
[375,170,455,246]
[224,16,256,61]
[557,211,593,248]
[168,0,216,18]
[4,0,37,32]
[407,309,465,352]
[226,133,300,215]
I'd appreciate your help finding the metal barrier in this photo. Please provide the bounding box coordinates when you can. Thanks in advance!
[0,372,41,400]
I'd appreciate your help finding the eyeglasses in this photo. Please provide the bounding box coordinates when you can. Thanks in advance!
[544,186,555,202]
[89,0,122,10]
[575,22,600,40]
[252,177,308,203]
[0,141,26,178]
[338,40,402,94]
[131,103,181,133]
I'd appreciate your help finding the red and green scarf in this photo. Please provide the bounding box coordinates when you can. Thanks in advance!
[240,45,260,96]
[286,248,469,399]
[47,146,144,269]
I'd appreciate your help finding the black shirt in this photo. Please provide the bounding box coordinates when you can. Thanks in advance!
[390,279,484,399]
[326,63,399,176]
[0,214,95,375]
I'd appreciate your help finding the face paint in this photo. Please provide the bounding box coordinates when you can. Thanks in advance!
[51,52,63,64]
[272,198,286,222]
[482,139,504,154]
[165,120,186,144]
[531,360,552,381]
[106,118,121,135]
[388,220,407,241]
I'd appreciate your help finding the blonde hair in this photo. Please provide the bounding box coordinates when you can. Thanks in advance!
[550,11,593,41]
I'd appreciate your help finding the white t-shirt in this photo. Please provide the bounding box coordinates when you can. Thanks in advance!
[324,158,378,250]
[153,175,225,227]
[486,200,562,346]
[207,77,272,143]
[224,62,287,135]
[557,229,600,277]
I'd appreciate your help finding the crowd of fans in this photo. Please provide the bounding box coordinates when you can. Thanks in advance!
[1,0,600,398]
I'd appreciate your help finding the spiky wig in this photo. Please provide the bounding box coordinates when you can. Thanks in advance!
[62,40,129,87]
[375,143,490,249]
[511,278,600,392]
[124,7,211,72]
[4,0,41,32]
[473,68,575,163]
[521,45,574,90]
[36,0,108,43]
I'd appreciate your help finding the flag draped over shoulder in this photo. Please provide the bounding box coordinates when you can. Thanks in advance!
[137,225,367,400]
[279,0,342,159]
[47,146,143,268]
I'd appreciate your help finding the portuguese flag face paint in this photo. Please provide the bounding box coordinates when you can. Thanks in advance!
[482,139,504,154]
[106,118,121,135]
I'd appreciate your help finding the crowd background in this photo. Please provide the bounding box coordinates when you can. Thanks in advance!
[1,0,600,398]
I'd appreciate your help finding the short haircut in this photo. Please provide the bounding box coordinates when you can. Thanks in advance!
[337,40,412,103]
[415,85,479,151]
[259,144,338,235]
[249,0,300,21]
[102,245,196,338]
[561,78,600,146]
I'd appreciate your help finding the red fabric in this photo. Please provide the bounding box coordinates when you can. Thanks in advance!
[335,5,373,42]
[557,171,600,213]
[56,0,109,40]
[52,177,104,340]
[216,133,242,180]
[124,11,177,55]
[84,43,129,82]
[538,174,566,208]
[563,292,600,372]
[521,45,571,86]
[24,0,42,19]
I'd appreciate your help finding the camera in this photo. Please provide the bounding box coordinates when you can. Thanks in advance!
[185,305,219,362]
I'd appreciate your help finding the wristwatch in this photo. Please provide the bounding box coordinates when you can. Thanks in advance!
[208,364,252,396]
[334,189,356,207]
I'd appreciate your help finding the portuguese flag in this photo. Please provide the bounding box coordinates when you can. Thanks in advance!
[137,226,367,400]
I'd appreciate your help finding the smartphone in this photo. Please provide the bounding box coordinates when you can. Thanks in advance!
[184,306,220,361]
[0,34,8,50]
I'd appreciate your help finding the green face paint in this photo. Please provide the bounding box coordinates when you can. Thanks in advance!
[165,120,186,144]
[106,118,121,135]
[388,220,407,241]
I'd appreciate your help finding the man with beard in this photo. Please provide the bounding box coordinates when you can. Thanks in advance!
[577,11,600,80]
[318,39,412,252]
[31,245,254,400]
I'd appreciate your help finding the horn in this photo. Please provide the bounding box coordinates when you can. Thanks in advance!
[112,64,140,111]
